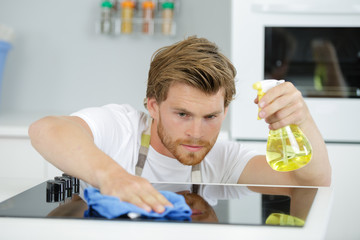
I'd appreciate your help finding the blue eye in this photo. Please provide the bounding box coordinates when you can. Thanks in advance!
[178,112,187,117]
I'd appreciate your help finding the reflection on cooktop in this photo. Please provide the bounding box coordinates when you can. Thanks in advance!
[0,181,317,227]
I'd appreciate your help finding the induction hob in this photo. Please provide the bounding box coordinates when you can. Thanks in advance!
[0,174,317,227]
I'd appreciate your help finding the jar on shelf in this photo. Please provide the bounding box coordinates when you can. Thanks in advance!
[100,0,113,34]
[142,1,155,35]
[161,1,174,35]
[121,0,135,34]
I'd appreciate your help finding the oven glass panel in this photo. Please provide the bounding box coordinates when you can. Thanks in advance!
[264,27,360,98]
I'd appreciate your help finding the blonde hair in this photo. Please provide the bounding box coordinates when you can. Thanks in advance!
[145,36,236,108]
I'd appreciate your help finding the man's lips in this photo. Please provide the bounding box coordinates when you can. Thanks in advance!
[182,144,203,152]
[191,209,204,216]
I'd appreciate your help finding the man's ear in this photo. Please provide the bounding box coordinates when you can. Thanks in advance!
[147,98,159,119]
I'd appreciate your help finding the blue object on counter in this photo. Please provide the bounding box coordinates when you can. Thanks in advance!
[0,40,11,95]
[83,187,192,221]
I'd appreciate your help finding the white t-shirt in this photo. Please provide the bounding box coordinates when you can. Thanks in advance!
[72,104,259,187]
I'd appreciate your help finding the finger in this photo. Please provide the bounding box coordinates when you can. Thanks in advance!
[259,82,295,108]
[140,192,167,213]
[268,104,306,130]
[269,113,299,130]
[111,177,155,212]
[264,99,303,125]
[265,106,296,127]
[142,188,174,213]
[259,94,292,119]
[260,87,301,119]
[154,191,173,207]
[123,194,152,212]
[135,180,173,213]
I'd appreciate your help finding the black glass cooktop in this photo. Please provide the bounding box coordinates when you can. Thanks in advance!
[0,179,317,227]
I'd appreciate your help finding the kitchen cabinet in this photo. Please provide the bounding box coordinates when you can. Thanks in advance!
[238,140,360,240]
[0,135,62,179]
[324,143,360,240]
[0,115,63,201]
[0,136,44,179]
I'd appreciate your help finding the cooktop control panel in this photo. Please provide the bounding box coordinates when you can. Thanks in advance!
[46,173,80,202]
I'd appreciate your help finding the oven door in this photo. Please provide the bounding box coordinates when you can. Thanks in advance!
[230,0,360,142]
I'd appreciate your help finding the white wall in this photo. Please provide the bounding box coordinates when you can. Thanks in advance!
[0,0,232,129]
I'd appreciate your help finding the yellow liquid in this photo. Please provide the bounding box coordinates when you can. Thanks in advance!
[266,125,312,172]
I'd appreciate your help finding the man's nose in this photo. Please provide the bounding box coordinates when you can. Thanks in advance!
[185,119,203,139]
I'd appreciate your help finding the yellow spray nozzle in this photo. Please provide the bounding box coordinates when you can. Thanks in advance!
[253,81,262,91]
[253,81,265,100]
[253,81,264,120]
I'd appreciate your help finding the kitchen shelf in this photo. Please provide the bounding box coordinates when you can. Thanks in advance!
[96,0,178,37]
[95,18,177,36]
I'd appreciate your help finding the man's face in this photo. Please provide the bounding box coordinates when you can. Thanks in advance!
[178,191,218,223]
[149,83,227,166]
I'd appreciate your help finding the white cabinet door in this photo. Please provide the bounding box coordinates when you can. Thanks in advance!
[0,137,62,179]
[325,143,360,240]
[0,136,63,201]
[0,137,45,179]
[326,143,360,187]
[240,140,360,240]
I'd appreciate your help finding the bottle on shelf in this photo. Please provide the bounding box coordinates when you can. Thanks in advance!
[142,1,155,35]
[161,1,174,35]
[253,80,313,172]
[121,0,135,34]
[100,0,114,34]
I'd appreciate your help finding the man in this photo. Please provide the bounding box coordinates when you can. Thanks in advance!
[29,36,331,214]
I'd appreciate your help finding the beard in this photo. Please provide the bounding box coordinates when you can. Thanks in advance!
[157,116,217,166]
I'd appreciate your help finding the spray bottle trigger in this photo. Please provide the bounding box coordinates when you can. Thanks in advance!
[253,81,264,120]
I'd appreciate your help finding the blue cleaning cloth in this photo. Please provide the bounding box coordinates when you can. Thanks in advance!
[83,187,192,221]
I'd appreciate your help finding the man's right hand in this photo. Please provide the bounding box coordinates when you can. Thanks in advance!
[97,166,173,213]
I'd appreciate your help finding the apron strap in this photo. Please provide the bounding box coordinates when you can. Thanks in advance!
[135,116,152,177]
[135,114,202,183]
[191,163,202,183]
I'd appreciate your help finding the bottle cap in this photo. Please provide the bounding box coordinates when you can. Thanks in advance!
[101,1,113,8]
[162,2,174,9]
[253,79,285,120]
[143,1,155,9]
[254,79,285,93]
[122,0,135,8]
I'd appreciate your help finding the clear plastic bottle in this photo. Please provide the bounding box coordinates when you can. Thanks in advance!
[161,1,174,35]
[142,1,155,35]
[100,0,113,34]
[253,80,312,172]
[121,0,135,34]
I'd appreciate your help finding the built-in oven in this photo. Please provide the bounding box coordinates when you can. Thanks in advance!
[230,0,360,143]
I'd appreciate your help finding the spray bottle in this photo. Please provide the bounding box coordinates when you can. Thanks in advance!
[253,80,312,172]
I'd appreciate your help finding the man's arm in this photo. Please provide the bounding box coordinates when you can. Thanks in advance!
[238,82,331,186]
[28,116,171,212]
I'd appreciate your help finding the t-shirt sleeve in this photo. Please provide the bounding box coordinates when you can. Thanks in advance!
[206,140,260,184]
[226,141,260,183]
[70,104,141,159]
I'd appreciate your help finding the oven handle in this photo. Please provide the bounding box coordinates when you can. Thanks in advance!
[251,3,360,15]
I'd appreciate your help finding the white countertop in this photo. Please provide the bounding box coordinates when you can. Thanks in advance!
[0,112,69,137]
[0,181,333,240]
[0,112,43,137]
[0,216,326,240]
